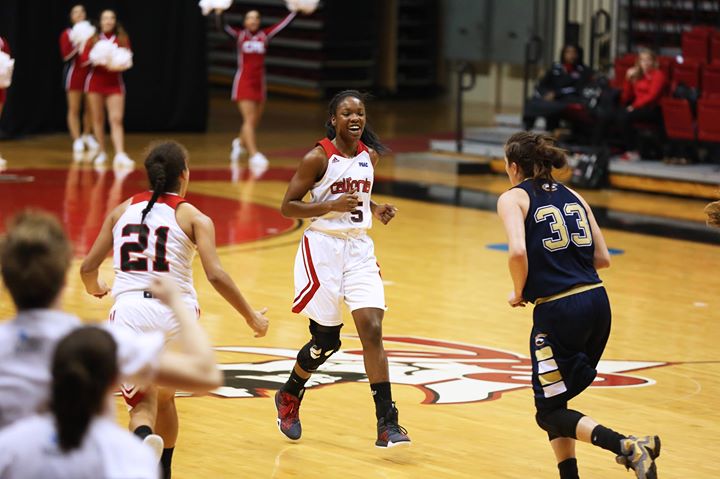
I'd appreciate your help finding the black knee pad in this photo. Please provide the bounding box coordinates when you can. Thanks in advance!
[535,407,584,439]
[296,320,342,372]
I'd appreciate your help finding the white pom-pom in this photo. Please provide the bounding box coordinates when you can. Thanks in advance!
[69,21,96,49]
[0,51,14,88]
[199,0,233,16]
[108,47,133,72]
[89,39,117,66]
[285,0,319,14]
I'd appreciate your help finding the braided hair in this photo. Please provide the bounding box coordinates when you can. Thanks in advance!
[325,90,388,154]
[141,141,188,223]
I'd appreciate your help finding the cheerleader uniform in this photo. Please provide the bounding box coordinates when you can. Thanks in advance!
[0,37,10,104]
[59,28,89,92]
[224,12,296,102]
[82,33,131,96]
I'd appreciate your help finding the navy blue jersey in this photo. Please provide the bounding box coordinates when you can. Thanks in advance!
[514,180,601,302]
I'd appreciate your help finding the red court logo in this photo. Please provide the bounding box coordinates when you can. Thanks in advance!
[206,337,670,404]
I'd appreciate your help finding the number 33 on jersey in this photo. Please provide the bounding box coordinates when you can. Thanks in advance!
[516,181,601,303]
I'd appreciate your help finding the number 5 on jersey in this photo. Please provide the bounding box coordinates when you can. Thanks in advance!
[120,224,170,272]
[534,203,592,252]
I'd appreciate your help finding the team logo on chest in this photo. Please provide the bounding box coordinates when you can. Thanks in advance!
[330,177,372,194]
[242,40,265,54]
[185,337,672,404]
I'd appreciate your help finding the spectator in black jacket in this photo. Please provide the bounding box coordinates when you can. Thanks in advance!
[523,44,592,131]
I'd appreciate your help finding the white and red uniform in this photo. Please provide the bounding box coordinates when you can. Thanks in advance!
[110,191,199,406]
[81,33,131,96]
[59,28,88,92]
[111,191,199,335]
[0,37,10,104]
[225,12,296,102]
[292,138,386,327]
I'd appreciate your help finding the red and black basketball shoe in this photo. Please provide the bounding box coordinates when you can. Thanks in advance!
[275,389,303,440]
[375,402,411,448]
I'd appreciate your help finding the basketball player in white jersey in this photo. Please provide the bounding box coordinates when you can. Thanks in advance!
[0,326,160,479]
[80,140,269,479]
[0,212,222,433]
[276,90,410,447]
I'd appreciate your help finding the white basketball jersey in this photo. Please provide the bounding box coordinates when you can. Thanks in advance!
[112,192,197,301]
[308,138,374,234]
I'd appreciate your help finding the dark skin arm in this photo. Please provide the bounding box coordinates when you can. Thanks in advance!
[280,146,360,218]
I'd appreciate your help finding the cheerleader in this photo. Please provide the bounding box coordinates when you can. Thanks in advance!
[218,8,297,169]
[81,9,133,168]
[59,4,99,157]
[0,35,10,170]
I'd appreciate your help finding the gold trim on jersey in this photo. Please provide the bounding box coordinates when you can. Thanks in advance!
[534,282,604,305]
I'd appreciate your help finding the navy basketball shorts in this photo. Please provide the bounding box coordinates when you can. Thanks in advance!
[530,287,611,410]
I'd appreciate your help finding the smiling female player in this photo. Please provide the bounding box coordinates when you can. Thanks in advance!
[275,90,410,448]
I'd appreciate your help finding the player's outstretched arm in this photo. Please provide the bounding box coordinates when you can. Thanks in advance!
[193,211,269,338]
[281,147,359,218]
[497,190,529,307]
[150,278,223,391]
[80,202,127,298]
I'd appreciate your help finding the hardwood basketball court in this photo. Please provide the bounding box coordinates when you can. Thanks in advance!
[0,97,718,478]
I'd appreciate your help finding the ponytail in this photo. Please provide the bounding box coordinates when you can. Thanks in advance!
[141,140,188,223]
[504,132,567,184]
[141,163,166,223]
[325,90,388,154]
[51,327,117,452]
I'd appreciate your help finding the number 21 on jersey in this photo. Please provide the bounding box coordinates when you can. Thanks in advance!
[120,224,170,272]
[534,203,592,251]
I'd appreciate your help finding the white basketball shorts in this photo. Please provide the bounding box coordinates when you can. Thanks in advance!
[109,292,200,339]
[109,292,200,408]
[292,229,386,327]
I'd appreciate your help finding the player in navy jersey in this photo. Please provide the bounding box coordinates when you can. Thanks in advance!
[497,132,660,479]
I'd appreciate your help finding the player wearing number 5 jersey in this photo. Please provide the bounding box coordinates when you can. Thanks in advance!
[497,132,659,479]
[275,90,410,448]
[81,140,268,479]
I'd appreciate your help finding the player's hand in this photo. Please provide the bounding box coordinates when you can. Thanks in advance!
[508,291,527,308]
[373,203,398,225]
[88,279,111,298]
[329,187,360,213]
[247,307,269,338]
[149,277,182,305]
[705,200,720,228]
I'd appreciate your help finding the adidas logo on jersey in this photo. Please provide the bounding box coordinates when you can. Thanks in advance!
[330,177,372,194]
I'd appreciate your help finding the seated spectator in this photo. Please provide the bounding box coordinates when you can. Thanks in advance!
[593,48,667,159]
[523,44,592,131]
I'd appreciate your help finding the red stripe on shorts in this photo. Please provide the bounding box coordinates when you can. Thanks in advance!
[292,235,320,313]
